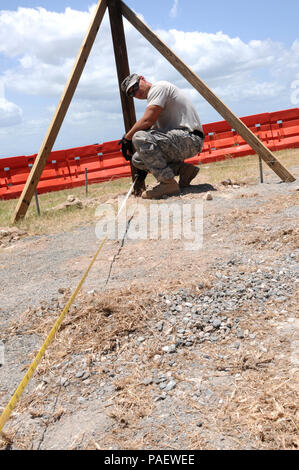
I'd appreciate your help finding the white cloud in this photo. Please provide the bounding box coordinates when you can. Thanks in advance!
[0,98,23,127]
[0,79,23,127]
[0,79,4,99]
[0,4,298,156]
[170,0,179,19]
[0,7,91,62]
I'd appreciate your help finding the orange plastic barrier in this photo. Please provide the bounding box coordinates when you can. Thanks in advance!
[1,108,298,200]
[269,108,299,151]
[187,112,275,165]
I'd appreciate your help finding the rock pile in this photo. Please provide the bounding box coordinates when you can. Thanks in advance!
[155,262,297,349]
[0,227,27,247]
[47,195,104,212]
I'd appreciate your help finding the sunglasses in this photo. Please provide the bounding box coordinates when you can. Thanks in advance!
[127,81,139,97]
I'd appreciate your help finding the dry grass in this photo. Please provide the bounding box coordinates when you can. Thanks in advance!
[3,287,151,359]
[221,369,299,449]
[0,285,159,450]
[197,148,298,185]
[0,176,138,235]
[206,339,299,450]
[1,275,298,450]
[0,148,297,236]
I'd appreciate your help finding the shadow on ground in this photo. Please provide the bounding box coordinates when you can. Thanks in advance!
[181,183,217,195]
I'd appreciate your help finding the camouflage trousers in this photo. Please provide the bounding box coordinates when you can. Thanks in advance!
[132,129,204,182]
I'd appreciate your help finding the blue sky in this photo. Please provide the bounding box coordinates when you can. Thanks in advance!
[0,0,298,157]
[3,0,299,45]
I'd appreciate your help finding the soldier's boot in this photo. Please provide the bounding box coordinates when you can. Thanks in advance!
[178,162,200,188]
[141,178,180,199]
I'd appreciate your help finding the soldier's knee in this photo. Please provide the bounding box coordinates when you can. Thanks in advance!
[132,153,145,169]
[132,130,151,149]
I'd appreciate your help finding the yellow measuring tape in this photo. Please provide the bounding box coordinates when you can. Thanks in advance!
[0,180,136,433]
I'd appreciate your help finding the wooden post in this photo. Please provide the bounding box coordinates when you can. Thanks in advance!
[259,156,264,183]
[108,0,136,133]
[11,0,107,223]
[107,0,137,183]
[85,168,88,196]
[120,0,296,184]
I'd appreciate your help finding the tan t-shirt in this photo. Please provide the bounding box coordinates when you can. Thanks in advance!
[147,81,203,133]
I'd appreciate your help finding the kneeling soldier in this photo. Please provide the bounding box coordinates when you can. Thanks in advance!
[119,73,204,199]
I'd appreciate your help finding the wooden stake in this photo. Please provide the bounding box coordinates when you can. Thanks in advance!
[108,0,137,183]
[34,190,41,216]
[120,0,296,184]
[108,0,136,133]
[85,168,88,196]
[12,0,107,223]
[259,156,264,184]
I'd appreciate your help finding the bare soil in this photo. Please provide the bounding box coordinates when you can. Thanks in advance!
[0,167,298,450]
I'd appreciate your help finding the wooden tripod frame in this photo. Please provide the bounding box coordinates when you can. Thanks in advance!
[11,0,295,223]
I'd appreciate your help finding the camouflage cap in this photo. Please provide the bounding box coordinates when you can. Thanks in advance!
[121,73,140,95]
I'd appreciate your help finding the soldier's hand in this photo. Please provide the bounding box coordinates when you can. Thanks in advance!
[118,135,134,161]
[133,169,148,197]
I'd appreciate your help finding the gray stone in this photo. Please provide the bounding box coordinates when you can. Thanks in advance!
[162,344,176,354]
[75,370,85,379]
[236,329,244,339]
[143,377,153,386]
[204,325,214,333]
[212,319,221,329]
[154,376,167,384]
[164,380,177,392]
[210,334,219,342]
[154,393,167,402]
[59,377,69,387]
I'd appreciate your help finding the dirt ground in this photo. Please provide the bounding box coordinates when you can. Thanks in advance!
[0,167,298,450]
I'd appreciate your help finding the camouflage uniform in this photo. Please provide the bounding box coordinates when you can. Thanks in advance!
[132,129,204,182]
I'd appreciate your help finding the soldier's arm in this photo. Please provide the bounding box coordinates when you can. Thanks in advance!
[125,105,163,140]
